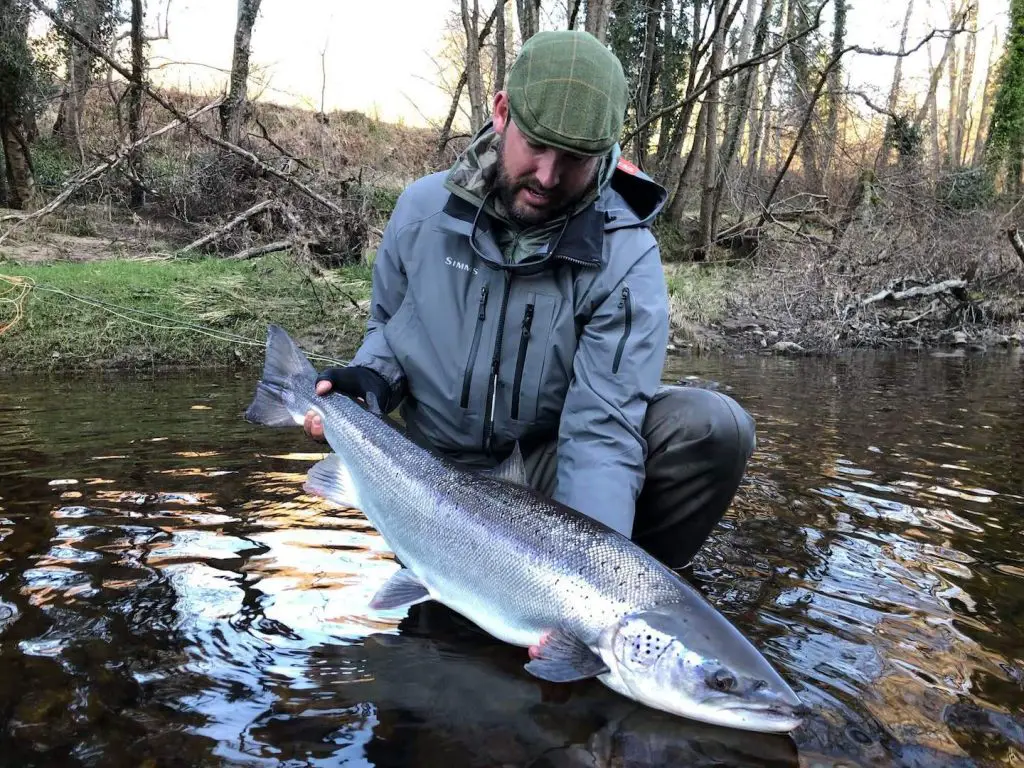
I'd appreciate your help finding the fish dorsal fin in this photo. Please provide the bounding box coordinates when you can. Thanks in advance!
[303,454,361,510]
[369,568,431,611]
[482,442,528,487]
[524,628,609,682]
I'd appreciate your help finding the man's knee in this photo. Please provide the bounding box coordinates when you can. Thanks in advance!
[643,385,756,475]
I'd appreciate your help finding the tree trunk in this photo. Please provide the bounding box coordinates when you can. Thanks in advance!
[876,0,914,170]
[634,0,664,166]
[128,0,145,209]
[954,3,977,166]
[788,0,821,194]
[823,0,846,191]
[914,3,965,127]
[435,3,501,161]
[697,0,727,257]
[495,0,507,90]
[53,0,106,161]
[461,0,485,132]
[971,29,1000,166]
[945,2,961,169]
[655,0,676,165]
[585,0,612,42]
[1,113,34,209]
[711,0,772,230]
[220,0,262,144]
[517,0,540,41]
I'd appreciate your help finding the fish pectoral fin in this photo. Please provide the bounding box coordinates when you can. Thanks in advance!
[523,629,609,683]
[481,441,529,487]
[369,568,432,610]
[303,454,360,509]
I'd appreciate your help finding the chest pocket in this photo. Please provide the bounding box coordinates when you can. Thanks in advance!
[508,292,560,425]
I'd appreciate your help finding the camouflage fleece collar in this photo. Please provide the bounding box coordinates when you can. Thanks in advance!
[442,123,617,232]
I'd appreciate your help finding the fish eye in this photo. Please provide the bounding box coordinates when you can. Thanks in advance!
[707,668,737,692]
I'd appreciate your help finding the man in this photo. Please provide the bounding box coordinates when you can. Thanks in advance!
[305,30,755,569]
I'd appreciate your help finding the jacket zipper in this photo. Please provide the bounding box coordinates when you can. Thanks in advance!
[482,274,513,454]
[460,285,489,408]
[510,303,535,420]
[612,286,632,374]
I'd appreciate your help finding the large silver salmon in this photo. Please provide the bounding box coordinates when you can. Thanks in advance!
[244,325,805,732]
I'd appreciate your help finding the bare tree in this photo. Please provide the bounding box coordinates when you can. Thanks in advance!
[128,0,144,208]
[517,0,540,41]
[52,0,108,162]
[495,0,508,89]
[220,0,262,144]
[697,0,728,256]
[585,0,612,42]
[971,28,999,165]
[461,0,486,132]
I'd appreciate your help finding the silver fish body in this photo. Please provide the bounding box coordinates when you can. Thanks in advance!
[245,325,805,733]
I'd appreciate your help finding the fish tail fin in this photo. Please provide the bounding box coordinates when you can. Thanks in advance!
[244,325,318,427]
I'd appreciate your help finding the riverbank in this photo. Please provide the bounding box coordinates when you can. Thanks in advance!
[2,237,1021,372]
[0,250,373,372]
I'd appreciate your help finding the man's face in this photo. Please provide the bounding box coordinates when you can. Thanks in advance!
[491,92,602,227]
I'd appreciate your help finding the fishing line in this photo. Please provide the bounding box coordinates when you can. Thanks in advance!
[0,274,350,367]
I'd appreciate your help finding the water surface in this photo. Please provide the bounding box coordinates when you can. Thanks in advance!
[1,350,1022,766]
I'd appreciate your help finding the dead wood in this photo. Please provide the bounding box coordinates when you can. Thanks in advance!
[0,99,223,243]
[228,239,292,260]
[29,0,348,220]
[182,199,277,253]
[861,279,968,306]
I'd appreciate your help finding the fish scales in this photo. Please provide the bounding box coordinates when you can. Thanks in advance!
[314,389,684,647]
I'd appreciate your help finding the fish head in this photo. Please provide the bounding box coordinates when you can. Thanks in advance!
[599,605,806,733]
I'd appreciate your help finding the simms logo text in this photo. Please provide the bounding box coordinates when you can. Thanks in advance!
[445,257,479,275]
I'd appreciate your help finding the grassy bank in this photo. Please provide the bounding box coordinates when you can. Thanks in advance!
[0,253,373,372]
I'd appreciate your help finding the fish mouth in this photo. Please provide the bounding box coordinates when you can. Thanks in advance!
[711,700,808,732]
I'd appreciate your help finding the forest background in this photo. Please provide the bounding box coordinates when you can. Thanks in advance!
[0,0,1022,370]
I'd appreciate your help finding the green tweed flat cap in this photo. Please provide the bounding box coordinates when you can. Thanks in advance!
[505,29,628,157]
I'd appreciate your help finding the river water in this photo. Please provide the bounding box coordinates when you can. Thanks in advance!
[0,350,1022,767]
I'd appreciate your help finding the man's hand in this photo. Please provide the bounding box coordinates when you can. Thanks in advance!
[302,365,395,444]
[303,380,334,443]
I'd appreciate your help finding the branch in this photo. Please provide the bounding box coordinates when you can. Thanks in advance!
[228,240,293,260]
[623,0,831,145]
[849,89,900,121]
[29,0,348,219]
[862,279,967,306]
[759,24,964,220]
[1009,228,1024,266]
[181,199,277,253]
[0,99,222,239]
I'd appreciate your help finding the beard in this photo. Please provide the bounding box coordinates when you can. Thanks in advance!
[493,138,593,228]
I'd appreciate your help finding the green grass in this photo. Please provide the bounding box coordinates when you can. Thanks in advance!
[664,262,739,330]
[0,254,373,371]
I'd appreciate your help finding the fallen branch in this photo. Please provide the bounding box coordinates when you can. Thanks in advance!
[1008,228,1024,265]
[0,99,222,242]
[30,0,347,219]
[896,298,940,325]
[862,279,967,306]
[181,199,277,253]
[228,239,292,260]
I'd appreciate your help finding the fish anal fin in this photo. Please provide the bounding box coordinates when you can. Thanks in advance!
[303,454,360,509]
[482,442,529,487]
[524,629,608,683]
[369,568,431,611]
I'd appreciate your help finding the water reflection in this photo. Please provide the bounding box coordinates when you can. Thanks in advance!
[0,351,1022,766]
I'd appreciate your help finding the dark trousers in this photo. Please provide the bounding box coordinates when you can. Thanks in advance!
[521,385,756,569]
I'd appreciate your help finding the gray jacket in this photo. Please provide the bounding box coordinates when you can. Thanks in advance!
[349,127,669,537]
